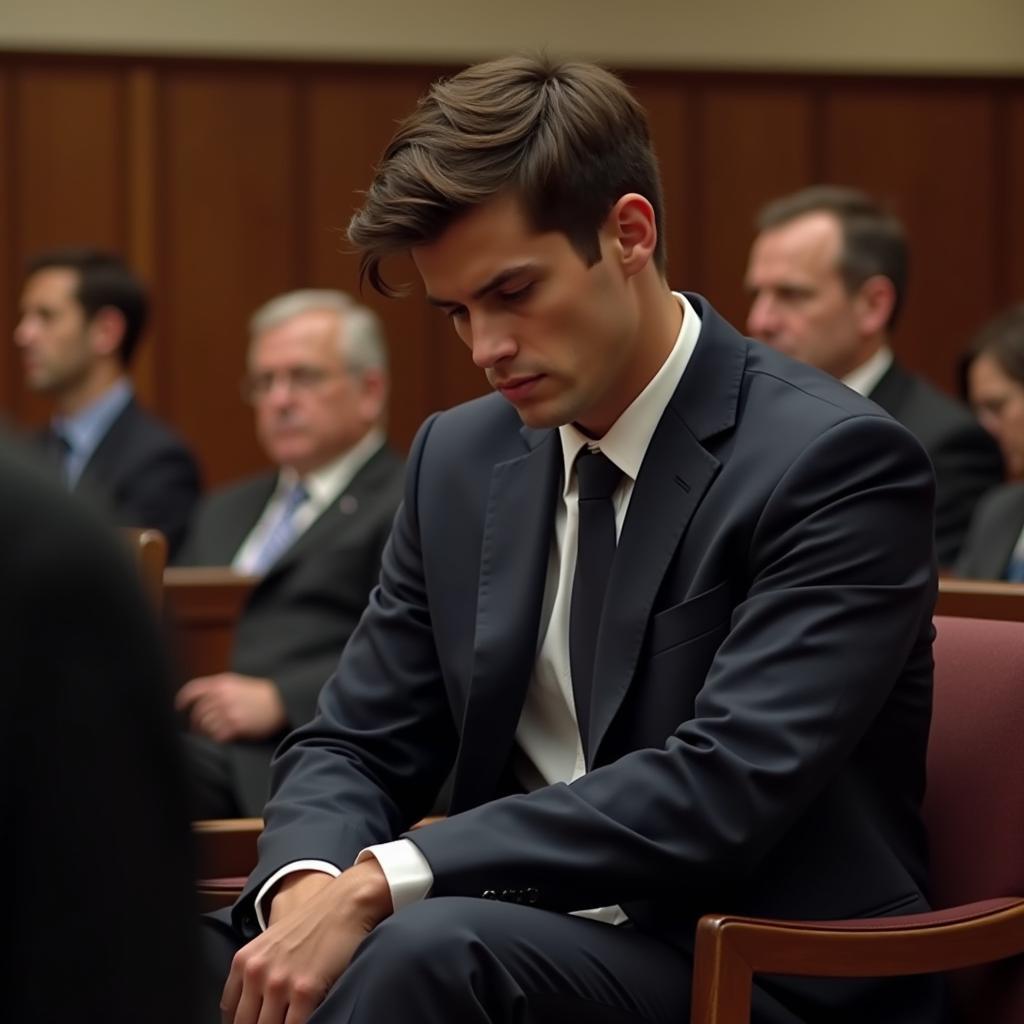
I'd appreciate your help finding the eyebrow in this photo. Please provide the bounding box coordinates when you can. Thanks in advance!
[426,263,541,309]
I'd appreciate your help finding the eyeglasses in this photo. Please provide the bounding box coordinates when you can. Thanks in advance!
[241,366,347,402]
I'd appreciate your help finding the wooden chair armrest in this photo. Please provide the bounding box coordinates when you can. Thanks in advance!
[194,816,443,912]
[691,897,1024,1024]
[193,818,264,878]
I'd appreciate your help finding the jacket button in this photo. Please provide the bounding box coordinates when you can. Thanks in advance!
[526,888,539,905]
[481,890,498,900]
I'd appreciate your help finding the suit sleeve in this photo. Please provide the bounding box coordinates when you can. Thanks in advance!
[233,416,456,934]
[118,440,202,559]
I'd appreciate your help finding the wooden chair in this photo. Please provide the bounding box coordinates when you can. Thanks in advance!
[120,526,168,610]
[194,816,444,912]
[936,577,1024,622]
[194,818,264,912]
[691,615,1024,1023]
[164,567,257,679]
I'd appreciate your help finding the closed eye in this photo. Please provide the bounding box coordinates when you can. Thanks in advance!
[499,282,535,304]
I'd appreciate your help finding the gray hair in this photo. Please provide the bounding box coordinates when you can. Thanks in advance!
[248,289,388,375]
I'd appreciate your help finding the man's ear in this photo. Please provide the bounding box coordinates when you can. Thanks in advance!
[854,275,897,336]
[356,367,388,422]
[88,306,127,360]
[605,193,658,277]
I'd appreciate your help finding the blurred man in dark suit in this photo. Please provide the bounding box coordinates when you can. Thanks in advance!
[0,435,199,1023]
[175,289,404,819]
[14,247,201,556]
[745,186,1002,566]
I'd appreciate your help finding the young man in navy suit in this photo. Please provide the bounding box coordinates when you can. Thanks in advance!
[207,57,946,1024]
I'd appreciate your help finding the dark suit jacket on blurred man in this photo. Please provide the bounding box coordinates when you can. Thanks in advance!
[178,444,404,814]
[955,482,1024,580]
[868,360,1003,566]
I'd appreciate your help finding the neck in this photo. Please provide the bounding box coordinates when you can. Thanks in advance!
[835,334,887,381]
[574,277,681,438]
[55,364,125,417]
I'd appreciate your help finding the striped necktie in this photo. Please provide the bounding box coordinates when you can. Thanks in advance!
[249,481,309,574]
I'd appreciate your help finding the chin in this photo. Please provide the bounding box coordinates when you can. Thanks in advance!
[513,403,574,431]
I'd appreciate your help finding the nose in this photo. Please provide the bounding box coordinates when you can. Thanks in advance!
[13,315,34,348]
[746,293,778,342]
[466,311,517,370]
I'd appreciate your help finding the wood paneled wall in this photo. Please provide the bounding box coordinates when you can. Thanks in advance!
[1,53,1022,486]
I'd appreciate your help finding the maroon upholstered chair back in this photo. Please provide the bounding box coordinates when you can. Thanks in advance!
[927,616,1024,1019]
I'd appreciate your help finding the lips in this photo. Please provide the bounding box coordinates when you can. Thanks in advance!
[496,374,543,401]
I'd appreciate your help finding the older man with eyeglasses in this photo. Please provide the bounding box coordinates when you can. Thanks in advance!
[175,290,405,820]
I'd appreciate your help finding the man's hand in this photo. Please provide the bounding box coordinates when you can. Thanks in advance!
[175,673,287,742]
[221,859,393,1024]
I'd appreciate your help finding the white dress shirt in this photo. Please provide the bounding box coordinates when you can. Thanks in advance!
[842,345,893,398]
[256,296,701,929]
[233,428,385,574]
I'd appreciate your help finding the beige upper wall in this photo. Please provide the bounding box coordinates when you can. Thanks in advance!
[2,0,1024,74]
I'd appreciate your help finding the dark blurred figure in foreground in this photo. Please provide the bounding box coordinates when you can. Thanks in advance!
[0,435,199,1022]
[746,185,1003,566]
[14,247,201,556]
[957,304,1024,579]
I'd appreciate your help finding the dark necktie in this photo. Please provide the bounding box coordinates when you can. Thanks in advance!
[46,429,73,486]
[569,448,623,743]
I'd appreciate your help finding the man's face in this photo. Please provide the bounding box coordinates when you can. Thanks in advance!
[248,310,379,475]
[14,268,94,394]
[745,212,869,380]
[412,193,646,437]
[969,352,1024,478]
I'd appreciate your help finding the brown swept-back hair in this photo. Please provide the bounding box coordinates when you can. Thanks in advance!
[348,55,667,295]
[756,185,908,329]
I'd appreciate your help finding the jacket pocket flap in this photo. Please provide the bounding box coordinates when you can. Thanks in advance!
[650,579,732,654]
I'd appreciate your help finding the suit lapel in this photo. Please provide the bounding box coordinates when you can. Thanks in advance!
[262,448,395,579]
[450,427,561,809]
[221,476,278,565]
[74,400,135,496]
[587,295,747,764]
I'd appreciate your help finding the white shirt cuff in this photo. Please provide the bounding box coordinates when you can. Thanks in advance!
[254,859,341,931]
[356,840,433,911]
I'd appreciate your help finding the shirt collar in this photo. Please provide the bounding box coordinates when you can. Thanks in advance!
[558,292,701,493]
[276,427,385,508]
[842,345,893,397]
[53,377,133,455]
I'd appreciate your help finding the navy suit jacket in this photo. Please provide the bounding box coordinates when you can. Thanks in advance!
[39,396,201,557]
[239,296,942,1020]
[868,361,1002,567]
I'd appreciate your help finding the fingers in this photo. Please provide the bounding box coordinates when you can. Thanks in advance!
[175,676,213,710]
[222,950,321,1024]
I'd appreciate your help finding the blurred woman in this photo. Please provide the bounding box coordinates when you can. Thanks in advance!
[958,304,1024,578]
